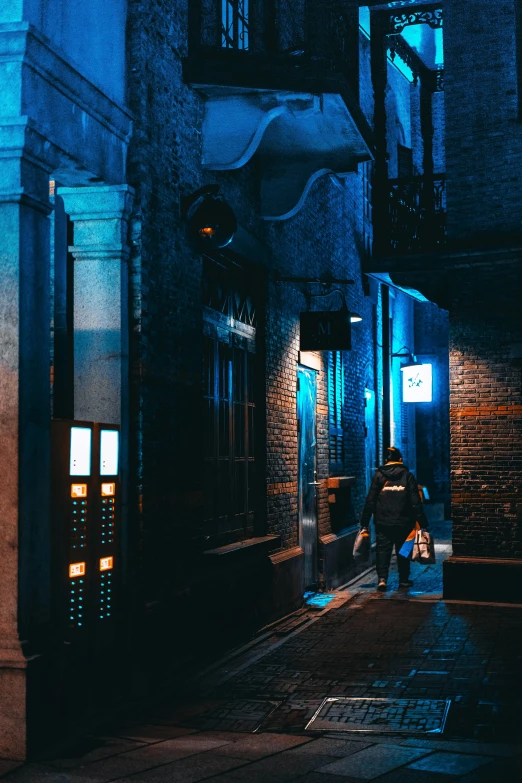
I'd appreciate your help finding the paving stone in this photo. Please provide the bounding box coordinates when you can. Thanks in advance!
[370,768,455,783]
[213,751,337,782]
[286,775,363,783]
[114,734,232,762]
[3,765,96,783]
[214,732,312,759]
[408,752,494,775]
[112,724,198,742]
[185,699,281,732]
[402,738,522,757]
[315,744,431,780]
[291,737,373,758]
[113,752,249,782]
[49,736,148,768]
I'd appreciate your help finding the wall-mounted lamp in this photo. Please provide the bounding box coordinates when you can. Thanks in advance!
[391,347,432,402]
[392,346,421,368]
[184,185,237,249]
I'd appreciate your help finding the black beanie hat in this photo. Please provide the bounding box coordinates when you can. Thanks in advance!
[386,446,403,463]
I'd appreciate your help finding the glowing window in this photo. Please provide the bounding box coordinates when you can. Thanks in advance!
[402,363,433,403]
[69,562,86,578]
[101,482,116,497]
[100,430,119,476]
[70,427,92,476]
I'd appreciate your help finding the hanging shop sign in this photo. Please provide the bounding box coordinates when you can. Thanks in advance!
[402,362,433,403]
[300,311,352,351]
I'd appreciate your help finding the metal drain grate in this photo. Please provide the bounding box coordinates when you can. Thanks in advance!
[185,699,281,733]
[305,697,451,735]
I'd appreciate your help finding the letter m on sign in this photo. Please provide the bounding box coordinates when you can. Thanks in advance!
[300,312,351,351]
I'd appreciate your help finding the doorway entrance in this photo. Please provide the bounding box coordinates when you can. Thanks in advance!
[297,366,318,588]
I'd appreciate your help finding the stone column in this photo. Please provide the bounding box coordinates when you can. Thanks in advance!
[0,121,53,759]
[58,185,134,425]
[58,184,134,577]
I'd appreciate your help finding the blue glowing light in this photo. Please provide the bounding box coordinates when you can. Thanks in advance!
[304,591,336,608]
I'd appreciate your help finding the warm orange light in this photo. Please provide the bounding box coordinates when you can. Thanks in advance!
[69,562,86,578]
[100,556,114,571]
[198,226,216,237]
[101,483,116,496]
[71,483,87,498]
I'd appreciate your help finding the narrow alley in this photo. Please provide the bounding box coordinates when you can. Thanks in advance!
[3,521,521,782]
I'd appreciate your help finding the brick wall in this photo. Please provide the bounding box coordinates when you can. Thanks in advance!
[449,267,522,558]
[444,0,522,239]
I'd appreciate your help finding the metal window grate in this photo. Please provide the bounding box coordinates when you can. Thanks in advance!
[305,697,451,735]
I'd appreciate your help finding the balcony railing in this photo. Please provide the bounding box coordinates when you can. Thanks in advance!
[188,0,359,95]
[387,174,446,255]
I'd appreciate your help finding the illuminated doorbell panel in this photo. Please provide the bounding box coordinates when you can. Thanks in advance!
[52,421,120,638]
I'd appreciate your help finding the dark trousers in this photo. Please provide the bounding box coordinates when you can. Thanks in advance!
[376,523,412,582]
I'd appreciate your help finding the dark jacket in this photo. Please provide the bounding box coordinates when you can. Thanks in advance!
[361,462,427,529]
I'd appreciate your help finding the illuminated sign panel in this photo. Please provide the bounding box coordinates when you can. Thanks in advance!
[69,562,86,578]
[71,484,87,498]
[70,427,92,475]
[101,482,116,496]
[100,556,114,571]
[402,363,433,403]
[100,430,119,476]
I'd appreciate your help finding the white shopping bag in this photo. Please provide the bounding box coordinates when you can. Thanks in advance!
[353,528,371,562]
[412,529,436,564]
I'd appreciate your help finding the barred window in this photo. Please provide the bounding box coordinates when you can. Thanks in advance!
[221,1,249,50]
[328,350,345,473]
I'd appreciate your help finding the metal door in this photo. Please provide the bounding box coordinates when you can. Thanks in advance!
[297,367,318,588]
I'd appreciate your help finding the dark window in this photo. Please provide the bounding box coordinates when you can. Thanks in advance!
[397,144,413,178]
[202,255,258,542]
[361,160,373,256]
[328,350,345,473]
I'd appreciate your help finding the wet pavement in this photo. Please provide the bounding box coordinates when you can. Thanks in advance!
[3,519,522,781]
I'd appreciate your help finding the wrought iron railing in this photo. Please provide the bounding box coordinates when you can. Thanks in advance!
[387,175,446,255]
[189,0,359,92]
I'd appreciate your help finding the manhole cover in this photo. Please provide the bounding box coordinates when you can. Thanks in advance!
[305,697,451,735]
[185,699,281,733]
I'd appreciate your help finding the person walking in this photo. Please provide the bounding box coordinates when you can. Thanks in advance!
[360,446,428,591]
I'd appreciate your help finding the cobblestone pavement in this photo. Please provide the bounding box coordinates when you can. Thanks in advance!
[3,521,522,781]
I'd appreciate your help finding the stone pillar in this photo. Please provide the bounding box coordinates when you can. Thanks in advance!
[0,122,53,759]
[58,184,134,578]
[58,185,134,425]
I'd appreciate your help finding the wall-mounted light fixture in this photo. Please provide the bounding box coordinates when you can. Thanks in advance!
[392,347,432,402]
[184,185,237,249]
